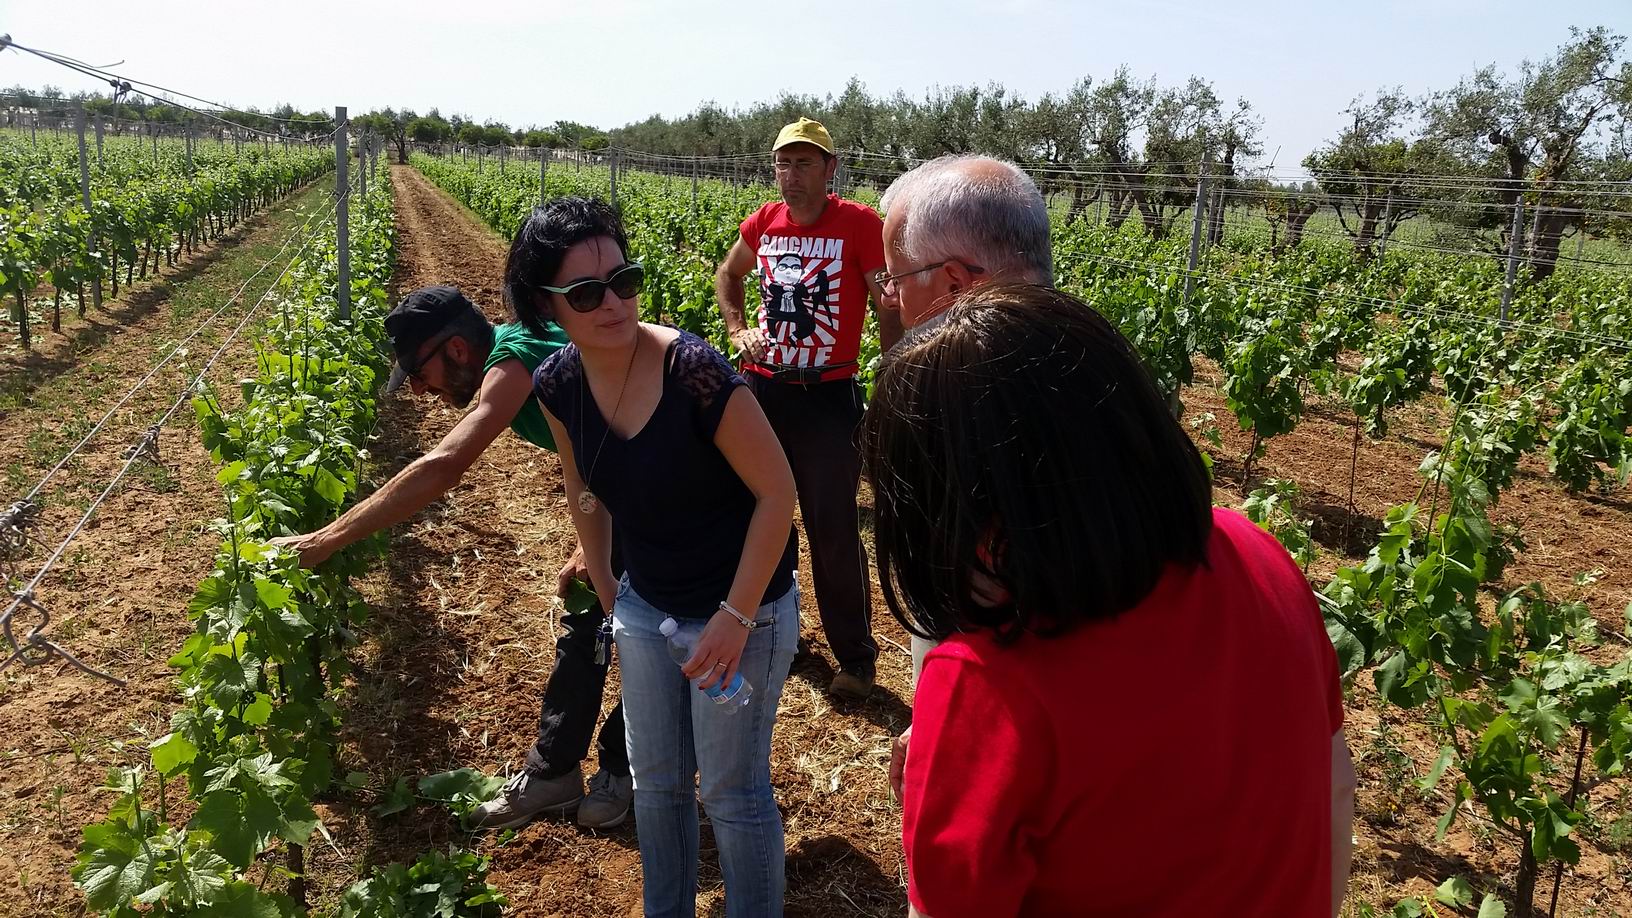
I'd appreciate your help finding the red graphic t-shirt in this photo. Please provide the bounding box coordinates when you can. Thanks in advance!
[738,194,885,381]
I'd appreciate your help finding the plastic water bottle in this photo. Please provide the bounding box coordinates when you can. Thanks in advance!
[660,616,752,712]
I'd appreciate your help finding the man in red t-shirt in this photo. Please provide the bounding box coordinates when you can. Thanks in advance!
[714,117,903,700]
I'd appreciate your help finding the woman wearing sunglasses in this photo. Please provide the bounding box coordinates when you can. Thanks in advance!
[505,196,800,917]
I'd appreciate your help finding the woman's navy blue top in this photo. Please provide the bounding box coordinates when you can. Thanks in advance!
[534,330,796,620]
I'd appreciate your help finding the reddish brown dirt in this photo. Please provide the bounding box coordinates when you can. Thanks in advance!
[326,169,1630,916]
[304,167,913,917]
[0,182,323,408]
[5,162,1624,917]
[1188,366,1632,916]
[0,180,337,917]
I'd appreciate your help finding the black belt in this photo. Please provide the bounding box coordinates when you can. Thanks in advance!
[760,361,855,385]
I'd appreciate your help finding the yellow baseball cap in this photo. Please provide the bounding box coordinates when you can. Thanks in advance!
[773,117,834,155]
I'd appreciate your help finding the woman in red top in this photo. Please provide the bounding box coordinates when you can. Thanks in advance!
[863,284,1355,918]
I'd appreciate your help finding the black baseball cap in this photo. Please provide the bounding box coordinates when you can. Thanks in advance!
[384,286,483,392]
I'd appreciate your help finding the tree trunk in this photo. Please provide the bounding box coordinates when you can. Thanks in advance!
[1207,147,1235,247]
[1286,205,1317,249]
[1107,187,1135,230]
[13,289,29,351]
[287,843,307,908]
[1067,182,1094,224]
[1136,195,1164,237]
[1526,208,1574,283]
[1207,184,1226,246]
[1352,200,1383,260]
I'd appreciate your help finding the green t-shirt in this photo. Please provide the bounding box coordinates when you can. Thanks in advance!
[485,322,570,452]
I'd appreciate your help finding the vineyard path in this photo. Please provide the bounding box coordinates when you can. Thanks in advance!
[0,177,340,918]
[306,165,914,917]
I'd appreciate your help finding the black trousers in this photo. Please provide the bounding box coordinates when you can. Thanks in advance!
[747,374,877,674]
[524,604,630,779]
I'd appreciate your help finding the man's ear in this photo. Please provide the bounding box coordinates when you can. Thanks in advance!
[944,260,977,294]
[445,335,470,364]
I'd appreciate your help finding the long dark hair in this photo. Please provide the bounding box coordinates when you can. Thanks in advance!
[863,284,1213,645]
[502,196,630,336]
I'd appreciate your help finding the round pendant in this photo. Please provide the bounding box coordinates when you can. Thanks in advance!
[578,489,599,514]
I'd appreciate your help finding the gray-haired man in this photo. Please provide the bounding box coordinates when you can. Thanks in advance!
[875,154,1055,799]
[878,154,1054,331]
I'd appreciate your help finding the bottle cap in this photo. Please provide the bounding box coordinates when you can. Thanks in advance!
[659,617,679,638]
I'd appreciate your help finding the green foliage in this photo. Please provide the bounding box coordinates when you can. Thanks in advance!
[1321,440,1632,913]
[0,131,330,348]
[69,158,498,916]
[416,769,505,821]
[1242,478,1316,568]
[337,848,508,918]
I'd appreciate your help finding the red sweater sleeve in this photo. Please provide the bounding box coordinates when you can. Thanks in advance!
[903,648,1055,917]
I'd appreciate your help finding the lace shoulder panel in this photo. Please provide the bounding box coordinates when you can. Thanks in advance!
[670,332,744,412]
[532,343,582,416]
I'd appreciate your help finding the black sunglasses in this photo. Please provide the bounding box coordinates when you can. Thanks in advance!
[406,334,453,382]
[539,263,645,313]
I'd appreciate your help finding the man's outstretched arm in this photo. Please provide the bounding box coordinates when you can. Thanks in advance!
[270,360,534,567]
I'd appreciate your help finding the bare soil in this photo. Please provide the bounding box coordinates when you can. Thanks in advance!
[2,165,1625,917]
[329,168,1629,916]
[0,178,338,916]
[0,181,323,409]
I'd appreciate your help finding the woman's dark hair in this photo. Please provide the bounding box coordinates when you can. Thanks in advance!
[863,284,1213,645]
[502,196,630,335]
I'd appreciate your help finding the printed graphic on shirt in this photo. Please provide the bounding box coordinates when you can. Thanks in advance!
[755,234,845,368]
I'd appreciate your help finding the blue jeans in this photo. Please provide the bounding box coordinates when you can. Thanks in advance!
[613,577,799,918]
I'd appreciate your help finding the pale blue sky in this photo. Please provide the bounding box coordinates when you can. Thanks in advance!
[1,0,1626,168]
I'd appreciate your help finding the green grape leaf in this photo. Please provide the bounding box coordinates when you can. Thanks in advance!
[77,842,155,910]
[373,776,414,818]
[1435,876,1474,907]
[172,843,232,905]
[150,731,198,777]
[191,791,267,870]
[196,881,294,918]
[313,466,347,505]
[1417,747,1454,792]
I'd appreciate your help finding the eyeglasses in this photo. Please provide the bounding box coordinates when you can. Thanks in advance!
[538,262,645,312]
[407,334,453,382]
[773,158,825,174]
[879,260,986,295]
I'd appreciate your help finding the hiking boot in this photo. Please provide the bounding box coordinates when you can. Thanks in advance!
[576,768,634,829]
[828,667,875,702]
[469,767,584,830]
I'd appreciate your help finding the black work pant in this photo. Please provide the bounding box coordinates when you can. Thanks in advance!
[525,604,630,779]
[747,374,877,675]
